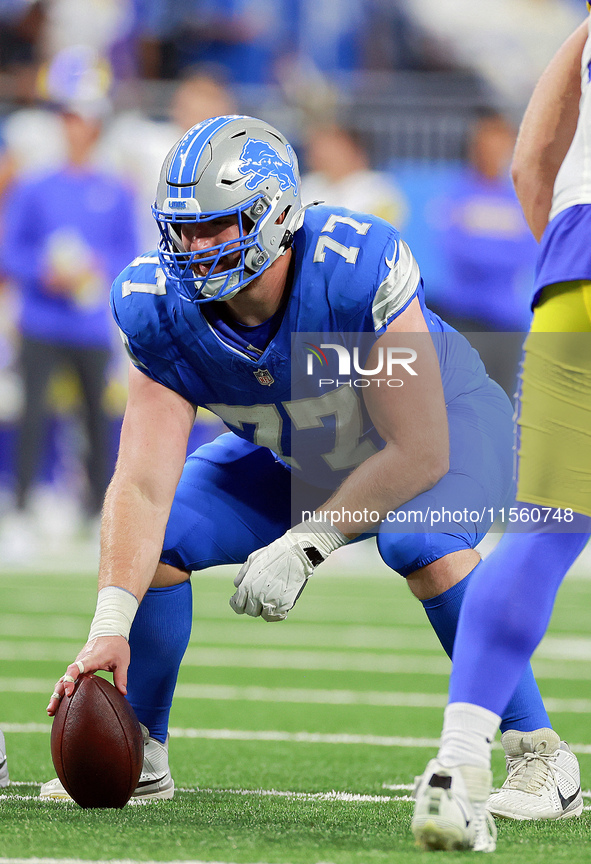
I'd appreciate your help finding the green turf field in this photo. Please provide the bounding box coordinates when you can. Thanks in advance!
[1,543,591,863]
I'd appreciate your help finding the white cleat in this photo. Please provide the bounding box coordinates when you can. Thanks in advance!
[132,725,175,801]
[487,728,582,820]
[412,758,496,853]
[40,724,174,802]
[38,776,75,800]
[0,729,9,788]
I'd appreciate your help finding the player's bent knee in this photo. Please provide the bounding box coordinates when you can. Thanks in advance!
[151,561,191,588]
[405,549,480,601]
[377,527,478,584]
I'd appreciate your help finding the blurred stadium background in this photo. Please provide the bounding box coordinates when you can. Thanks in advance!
[0,0,587,566]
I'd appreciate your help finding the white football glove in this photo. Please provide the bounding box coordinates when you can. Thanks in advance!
[230,520,347,621]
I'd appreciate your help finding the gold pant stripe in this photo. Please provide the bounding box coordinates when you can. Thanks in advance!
[517,281,591,516]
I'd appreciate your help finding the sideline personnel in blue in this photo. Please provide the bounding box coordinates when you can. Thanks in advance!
[43,116,571,810]
[0,102,137,531]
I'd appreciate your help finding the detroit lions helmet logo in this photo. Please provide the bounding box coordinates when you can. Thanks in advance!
[238,138,298,193]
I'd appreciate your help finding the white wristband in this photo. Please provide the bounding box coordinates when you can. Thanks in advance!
[88,586,139,642]
[288,519,348,562]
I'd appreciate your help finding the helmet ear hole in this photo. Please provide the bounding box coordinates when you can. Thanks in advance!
[276,205,291,225]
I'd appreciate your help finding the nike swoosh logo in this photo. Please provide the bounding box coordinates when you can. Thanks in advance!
[385,254,397,270]
[136,773,168,789]
[558,787,581,810]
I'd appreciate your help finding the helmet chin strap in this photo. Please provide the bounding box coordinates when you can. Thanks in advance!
[290,201,322,234]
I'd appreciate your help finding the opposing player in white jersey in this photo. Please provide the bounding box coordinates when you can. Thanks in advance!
[413,9,591,853]
[37,115,575,811]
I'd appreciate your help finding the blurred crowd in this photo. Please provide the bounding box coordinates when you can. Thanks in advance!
[0,0,583,560]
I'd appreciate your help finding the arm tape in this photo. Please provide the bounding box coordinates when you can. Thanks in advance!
[88,586,139,641]
[287,519,348,561]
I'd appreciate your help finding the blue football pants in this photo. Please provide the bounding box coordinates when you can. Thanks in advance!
[126,386,552,739]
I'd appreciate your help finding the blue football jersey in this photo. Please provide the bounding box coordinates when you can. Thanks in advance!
[111,205,489,489]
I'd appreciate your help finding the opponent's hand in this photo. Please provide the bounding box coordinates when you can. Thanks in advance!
[47,635,130,716]
[230,532,325,622]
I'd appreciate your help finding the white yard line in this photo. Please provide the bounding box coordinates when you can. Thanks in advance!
[0,789,402,805]
[0,643,453,675]
[2,678,591,715]
[0,859,283,864]
[17,778,591,797]
[0,617,442,651]
[4,722,591,755]
[4,783,591,805]
[2,638,591,681]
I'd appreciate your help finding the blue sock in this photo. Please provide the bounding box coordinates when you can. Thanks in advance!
[449,524,591,720]
[422,564,551,732]
[126,581,192,743]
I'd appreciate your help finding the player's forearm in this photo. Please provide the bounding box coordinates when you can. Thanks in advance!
[97,474,173,602]
[512,20,588,240]
[324,310,449,538]
[94,364,195,604]
[316,438,448,538]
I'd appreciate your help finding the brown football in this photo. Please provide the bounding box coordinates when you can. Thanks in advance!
[51,674,143,808]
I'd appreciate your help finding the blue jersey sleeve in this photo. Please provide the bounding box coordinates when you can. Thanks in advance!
[110,253,201,404]
[296,205,422,334]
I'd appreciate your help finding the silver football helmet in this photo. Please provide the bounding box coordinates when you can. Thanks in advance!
[152,115,303,302]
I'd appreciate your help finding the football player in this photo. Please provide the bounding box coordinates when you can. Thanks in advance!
[42,115,572,811]
[413,11,591,853]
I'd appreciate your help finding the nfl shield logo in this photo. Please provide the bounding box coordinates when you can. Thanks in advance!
[254,368,274,386]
